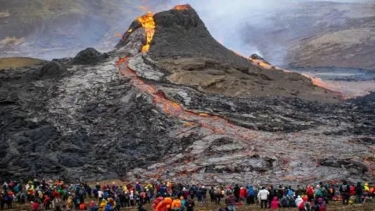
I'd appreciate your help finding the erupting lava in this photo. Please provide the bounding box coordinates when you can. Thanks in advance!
[137,12,155,52]
[173,4,191,11]
[249,58,274,69]
[117,57,256,141]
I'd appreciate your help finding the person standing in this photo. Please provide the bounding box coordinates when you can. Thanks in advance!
[306,185,314,202]
[340,180,350,205]
[246,185,255,205]
[98,189,104,204]
[233,184,240,202]
[270,197,279,210]
[257,187,270,209]
[225,191,237,211]
[185,196,195,211]
[355,182,363,204]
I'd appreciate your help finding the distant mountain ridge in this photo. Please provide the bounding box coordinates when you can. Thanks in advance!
[0,0,168,59]
[241,1,375,70]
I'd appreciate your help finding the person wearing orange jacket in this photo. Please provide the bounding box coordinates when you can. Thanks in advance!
[155,197,172,211]
[171,197,182,211]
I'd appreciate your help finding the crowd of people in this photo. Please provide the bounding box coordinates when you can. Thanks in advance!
[0,179,374,211]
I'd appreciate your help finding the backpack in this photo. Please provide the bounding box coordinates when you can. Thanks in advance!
[315,189,323,197]
[304,202,312,211]
[307,188,314,196]
[214,188,221,196]
[287,189,295,199]
[341,185,348,192]
[248,189,254,196]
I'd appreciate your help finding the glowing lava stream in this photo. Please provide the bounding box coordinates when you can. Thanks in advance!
[137,12,155,53]
[117,57,256,141]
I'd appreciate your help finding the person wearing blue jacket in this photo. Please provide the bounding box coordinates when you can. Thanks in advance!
[246,185,255,205]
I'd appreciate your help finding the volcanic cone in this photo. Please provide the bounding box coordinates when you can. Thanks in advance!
[117,4,340,102]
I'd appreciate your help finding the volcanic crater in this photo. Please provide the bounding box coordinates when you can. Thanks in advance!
[0,5,374,185]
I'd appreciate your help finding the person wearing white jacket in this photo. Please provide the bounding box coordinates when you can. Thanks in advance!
[257,187,270,209]
[295,195,303,207]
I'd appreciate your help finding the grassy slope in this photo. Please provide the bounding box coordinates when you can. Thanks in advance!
[0,57,45,70]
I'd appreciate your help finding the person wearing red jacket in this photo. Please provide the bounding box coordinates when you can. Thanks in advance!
[31,201,40,211]
[43,195,51,210]
[270,197,279,210]
[53,189,60,201]
[349,185,355,196]
[152,196,164,210]
[239,187,247,201]
[306,185,314,202]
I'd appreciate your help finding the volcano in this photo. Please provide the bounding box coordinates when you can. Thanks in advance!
[0,5,375,185]
[117,5,339,102]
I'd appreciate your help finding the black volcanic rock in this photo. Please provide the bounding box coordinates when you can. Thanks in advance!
[73,47,107,65]
[249,54,270,64]
[148,5,252,69]
[0,57,189,181]
[1,4,375,185]
[39,61,67,79]
[115,20,144,49]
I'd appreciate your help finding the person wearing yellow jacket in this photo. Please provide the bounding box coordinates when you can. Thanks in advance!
[171,197,182,211]
[145,183,153,190]
[123,186,128,193]
[99,199,107,211]
[363,182,370,200]
[364,183,370,192]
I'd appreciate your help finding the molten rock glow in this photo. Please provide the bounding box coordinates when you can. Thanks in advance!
[173,4,192,11]
[137,12,155,52]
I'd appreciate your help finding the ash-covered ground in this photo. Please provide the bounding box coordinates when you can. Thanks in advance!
[1,5,375,185]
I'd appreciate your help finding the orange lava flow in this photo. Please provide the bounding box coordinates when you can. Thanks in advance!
[247,57,337,92]
[249,58,274,69]
[304,75,327,88]
[117,57,256,141]
[173,4,191,10]
[137,12,155,52]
